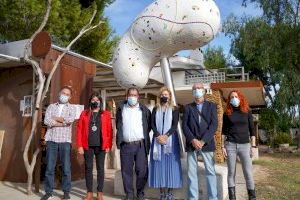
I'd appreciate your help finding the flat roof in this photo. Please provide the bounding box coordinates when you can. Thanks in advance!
[0,40,112,69]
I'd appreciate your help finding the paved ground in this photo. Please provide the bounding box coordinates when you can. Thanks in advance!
[0,164,253,200]
[0,169,121,200]
[235,164,249,200]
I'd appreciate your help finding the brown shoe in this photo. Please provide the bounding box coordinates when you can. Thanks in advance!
[84,192,93,200]
[97,192,103,200]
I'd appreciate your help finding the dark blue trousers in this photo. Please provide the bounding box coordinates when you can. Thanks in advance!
[44,141,71,194]
[120,141,148,198]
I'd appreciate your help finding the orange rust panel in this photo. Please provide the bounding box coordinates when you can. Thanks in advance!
[60,64,83,104]
[211,80,263,90]
[41,48,97,75]
[84,62,96,76]
[40,49,60,73]
[32,31,51,58]
[0,66,33,182]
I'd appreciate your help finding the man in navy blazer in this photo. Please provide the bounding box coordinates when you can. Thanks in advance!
[182,83,218,200]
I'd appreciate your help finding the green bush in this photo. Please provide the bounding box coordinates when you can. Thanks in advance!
[274,132,293,146]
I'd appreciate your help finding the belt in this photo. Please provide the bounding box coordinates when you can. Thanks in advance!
[123,139,144,145]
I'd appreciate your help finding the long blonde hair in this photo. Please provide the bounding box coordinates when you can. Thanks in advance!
[156,86,175,110]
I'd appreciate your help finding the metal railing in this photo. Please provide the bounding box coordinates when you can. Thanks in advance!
[185,72,225,85]
[217,67,249,82]
[184,66,249,85]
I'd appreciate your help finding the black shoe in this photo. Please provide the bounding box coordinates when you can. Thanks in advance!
[159,192,166,200]
[248,189,256,200]
[40,193,53,200]
[136,194,145,200]
[122,194,135,200]
[165,193,174,200]
[228,187,236,200]
[62,192,70,199]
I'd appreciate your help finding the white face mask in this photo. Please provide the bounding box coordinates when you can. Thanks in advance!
[127,96,138,106]
[193,89,204,98]
[230,97,240,107]
[59,94,69,104]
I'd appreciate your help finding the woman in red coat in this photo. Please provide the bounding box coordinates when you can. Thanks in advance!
[77,92,113,200]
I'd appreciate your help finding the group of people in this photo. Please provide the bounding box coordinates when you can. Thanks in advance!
[41,83,257,200]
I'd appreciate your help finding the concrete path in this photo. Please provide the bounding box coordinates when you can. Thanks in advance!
[0,169,121,200]
[0,164,255,200]
[235,164,248,200]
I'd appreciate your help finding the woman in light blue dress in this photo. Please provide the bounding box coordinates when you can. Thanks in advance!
[149,87,182,200]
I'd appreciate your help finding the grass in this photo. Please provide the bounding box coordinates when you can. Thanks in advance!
[253,153,300,200]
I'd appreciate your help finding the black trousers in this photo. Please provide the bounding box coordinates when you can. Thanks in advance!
[120,141,148,198]
[84,146,105,192]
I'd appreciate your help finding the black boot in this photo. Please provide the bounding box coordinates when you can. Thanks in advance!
[248,189,256,200]
[228,187,236,200]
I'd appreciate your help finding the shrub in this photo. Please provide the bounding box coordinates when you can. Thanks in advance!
[274,132,293,146]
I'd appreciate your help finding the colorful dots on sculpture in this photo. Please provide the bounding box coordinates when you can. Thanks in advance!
[113,0,221,88]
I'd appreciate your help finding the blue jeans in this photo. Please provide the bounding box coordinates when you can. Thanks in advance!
[44,141,71,194]
[187,151,218,200]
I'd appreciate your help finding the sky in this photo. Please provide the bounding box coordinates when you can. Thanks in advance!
[104,0,262,57]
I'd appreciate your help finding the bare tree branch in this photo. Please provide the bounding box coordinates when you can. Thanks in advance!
[81,9,98,32]
[295,0,300,25]
[42,10,103,100]
[22,0,52,195]
[22,3,104,195]
[24,0,52,58]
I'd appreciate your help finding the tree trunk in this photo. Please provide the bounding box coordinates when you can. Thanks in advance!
[21,1,102,194]
[27,170,33,195]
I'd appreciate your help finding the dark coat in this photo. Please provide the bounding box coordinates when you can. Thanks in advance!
[115,101,152,154]
[182,101,218,152]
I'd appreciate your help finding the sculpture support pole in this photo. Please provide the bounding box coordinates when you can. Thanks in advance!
[161,57,185,153]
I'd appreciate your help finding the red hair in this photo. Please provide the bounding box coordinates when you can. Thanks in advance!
[225,90,250,115]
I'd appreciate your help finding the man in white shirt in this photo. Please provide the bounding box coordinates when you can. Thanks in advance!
[116,88,151,200]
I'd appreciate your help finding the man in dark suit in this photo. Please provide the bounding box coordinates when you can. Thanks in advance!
[182,83,218,200]
[116,88,151,200]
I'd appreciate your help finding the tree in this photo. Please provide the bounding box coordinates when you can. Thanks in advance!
[0,0,118,62]
[0,0,105,194]
[242,0,300,25]
[203,46,227,69]
[241,0,300,73]
[223,0,300,133]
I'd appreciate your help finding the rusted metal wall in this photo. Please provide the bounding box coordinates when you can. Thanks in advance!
[41,48,96,181]
[0,66,33,182]
[0,48,96,182]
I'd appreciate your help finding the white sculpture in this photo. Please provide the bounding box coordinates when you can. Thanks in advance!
[112,0,221,88]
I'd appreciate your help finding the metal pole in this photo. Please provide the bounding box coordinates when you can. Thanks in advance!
[241,66,245,81]
[101,89,107,110]
[161,57,185,153]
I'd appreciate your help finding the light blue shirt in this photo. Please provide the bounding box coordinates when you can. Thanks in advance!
[122,103,144,142]
[196,102,204,123]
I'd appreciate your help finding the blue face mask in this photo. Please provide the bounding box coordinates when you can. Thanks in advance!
[193,89,204,98]
[59,94,69,104]
[230,97,240,107]
[127,96,138,106]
